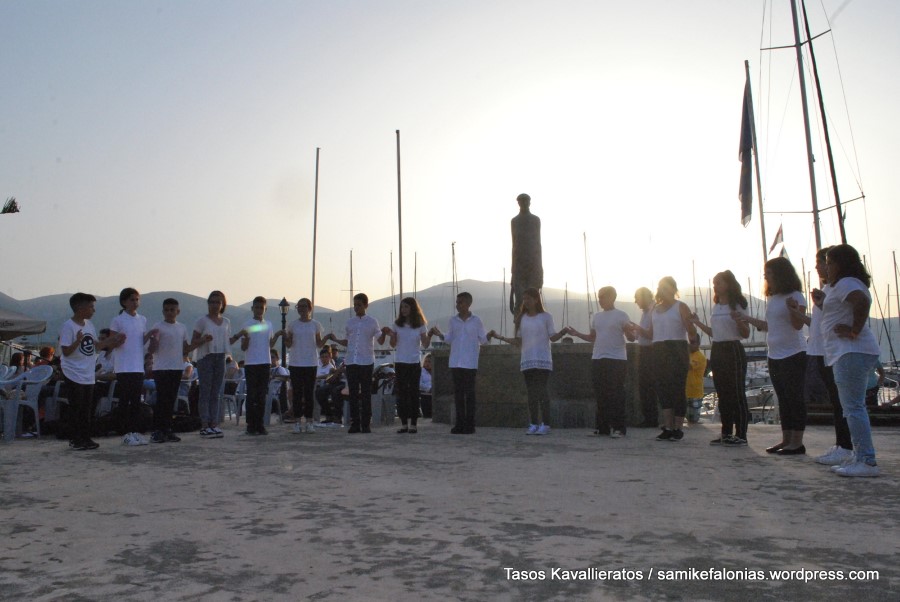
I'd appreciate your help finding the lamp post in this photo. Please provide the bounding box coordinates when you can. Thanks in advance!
[279,298,290,366]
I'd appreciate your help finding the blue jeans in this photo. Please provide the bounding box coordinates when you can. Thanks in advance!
[197,353,225,426]
[832,352,878,465]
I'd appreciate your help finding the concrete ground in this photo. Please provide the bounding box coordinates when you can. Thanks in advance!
[1,419,898,601]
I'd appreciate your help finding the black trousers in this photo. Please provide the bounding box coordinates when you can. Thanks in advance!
[346,364,374,427]
[451,368,477,430]
[65,377,95,442]
[152,369,181,433]
[316,383,343,420]
[710,341,749,440]
[395,362,422,425]
[115,372,144,434]
[769,351,807,431]
[811,355,852,449]
[591,359,627,434]
[523,368,551,426]
[289,366,317,420]
[652,341,689,417]
[638,345,659,426]
[244,364,270,431]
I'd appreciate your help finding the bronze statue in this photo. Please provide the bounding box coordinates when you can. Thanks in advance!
[510,193,543,314]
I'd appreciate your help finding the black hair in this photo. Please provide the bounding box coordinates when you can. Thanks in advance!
[69,292,96,312]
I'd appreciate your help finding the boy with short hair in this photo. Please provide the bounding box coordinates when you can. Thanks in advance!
[430,292,488,434]
[238,296,282,436]
[326,293,386,433]
[148,298,196,443]
[59,293,123,450]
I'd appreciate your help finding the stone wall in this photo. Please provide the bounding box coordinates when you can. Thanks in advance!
[430,342,643,428]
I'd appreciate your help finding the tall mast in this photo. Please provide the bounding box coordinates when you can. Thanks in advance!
[311,148,320,312]
[451,242,458,299]
[800,0,847,244]
[894,251,900,364]
[396,130,404,298]
[583,232,593,325]
[790,0,822,249]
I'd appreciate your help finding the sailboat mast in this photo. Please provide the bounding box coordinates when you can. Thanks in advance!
[583,232,593,325]
[311,148,320,311]
[396,130,404,297]
[799,0,847,244]
[789,0,822,249]
[894,251,900,364]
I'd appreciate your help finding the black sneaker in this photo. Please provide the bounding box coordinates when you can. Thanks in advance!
[258,426,268,436]
[361,425,372,433]
[166,432,182,443]
[723,436,747,446]
[656,429,673,441]
[348,424,361,434]
[69,439,88,450]
[669,429,684,441]
[150,431,166,444]
[83,438,100,450]
[710,436,726,445]
[450,426,464,434]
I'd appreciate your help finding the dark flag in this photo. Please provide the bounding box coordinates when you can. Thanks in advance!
[769,224,783,255]
[738,79,753,226]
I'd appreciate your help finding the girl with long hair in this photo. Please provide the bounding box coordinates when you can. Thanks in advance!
[490,288,566,435]
[691,270,751,445]
[386,297,431,433]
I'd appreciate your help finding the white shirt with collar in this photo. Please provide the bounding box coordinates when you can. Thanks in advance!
[344,314,381,366]
[445,313,487,369]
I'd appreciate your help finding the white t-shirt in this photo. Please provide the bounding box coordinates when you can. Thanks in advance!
[344,315,381,366]
[651,302,688,343]
[764,292,807,360]
[445,313,487,369]
[315,360,335,387]
[151,321,190,371]
[192,315,233,360]
[519,312,555,371]
[242,318,274,366]
[820,277,881,366]
[591,309,630,360]
[710,303,746,342]
[637,306,654,346]
[287,319,323,367]
[806,285,829,357]
[110,312,148,373]
[393,323,427,364]
[59,319,98,385]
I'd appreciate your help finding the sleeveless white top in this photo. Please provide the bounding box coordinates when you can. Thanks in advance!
[652,302,687,343]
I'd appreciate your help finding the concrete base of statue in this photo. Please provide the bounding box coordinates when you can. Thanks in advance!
[430,342,644,428]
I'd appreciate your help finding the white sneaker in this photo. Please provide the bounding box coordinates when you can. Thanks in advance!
[835,461,880,478]
[305,422,316,434]
[292,423,302,434]
[610,429,623,439]
[525,424,539,435]
[816,445,854,465]
[123,432,148,446]
[536,424,550,436]
[830,451,857,473]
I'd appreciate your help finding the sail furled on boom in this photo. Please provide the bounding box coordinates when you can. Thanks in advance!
[738,77,754,227]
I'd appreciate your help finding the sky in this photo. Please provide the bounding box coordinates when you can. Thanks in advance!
[2,0,899,317]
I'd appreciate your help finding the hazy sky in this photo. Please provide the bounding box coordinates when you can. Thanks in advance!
[3,0,898,315]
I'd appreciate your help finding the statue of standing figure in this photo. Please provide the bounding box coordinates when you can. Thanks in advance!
[510,193,543,315]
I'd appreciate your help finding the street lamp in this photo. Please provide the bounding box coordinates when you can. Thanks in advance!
[279,297,290,366]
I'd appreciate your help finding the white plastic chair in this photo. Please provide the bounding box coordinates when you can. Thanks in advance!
[262,379,285,426]
[43,380,69,423]
[0,365,11,379]
[96,380,118,417]
[224,379,246,424]
[1,365,53,440]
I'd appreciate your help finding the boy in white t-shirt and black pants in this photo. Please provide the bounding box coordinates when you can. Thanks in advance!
[238,296,282,436]
[59,293,123,450]
[148,298,196,443]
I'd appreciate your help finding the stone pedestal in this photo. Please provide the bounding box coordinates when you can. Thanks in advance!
[431,342,643,428]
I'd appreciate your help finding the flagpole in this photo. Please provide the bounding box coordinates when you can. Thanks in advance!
[311,147,320,312]
[396,130,404,299]
[744,60,767,265]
